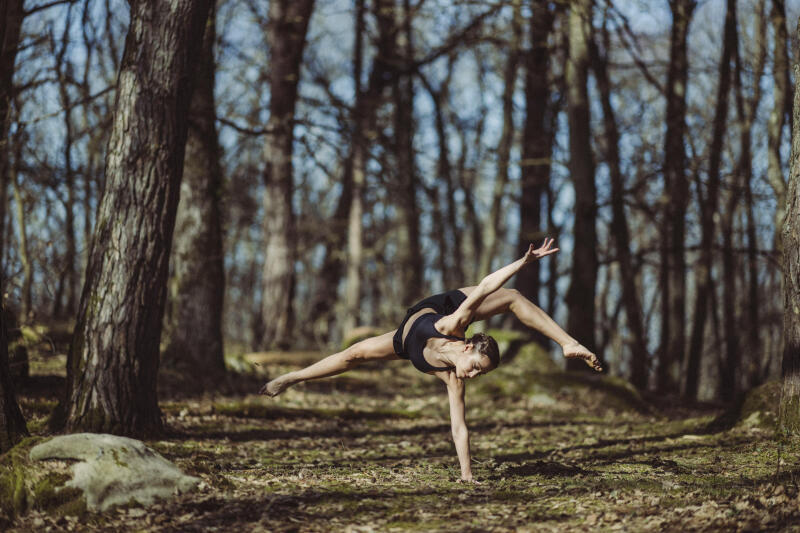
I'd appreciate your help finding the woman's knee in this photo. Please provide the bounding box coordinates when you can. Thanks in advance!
[505,288,534,311]
[342,345,366,365]
[343,333,394,363]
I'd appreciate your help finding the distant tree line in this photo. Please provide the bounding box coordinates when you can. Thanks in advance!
[1,0,800,444]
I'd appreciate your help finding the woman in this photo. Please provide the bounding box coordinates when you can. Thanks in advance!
[259,238,601,482]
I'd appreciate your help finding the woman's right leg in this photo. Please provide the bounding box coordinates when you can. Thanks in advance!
[459,287,602,371]
[259,331,400,397]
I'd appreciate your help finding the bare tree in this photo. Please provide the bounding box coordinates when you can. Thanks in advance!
[590,14,648,388]
[259,0,315,349]
[0,0,24,288]
[658,0,695,393]
[515,0,555,325]
[730,0,767,395]
[565,0,598,370]
[480,0,523,277]
[163,2,226,379]
[769,0,791,252]
[394,0,423,305]
[779,15,800,434]
[685,0,735,400]
[57,0,212,436]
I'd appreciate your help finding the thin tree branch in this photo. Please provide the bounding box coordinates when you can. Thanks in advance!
[23,0,78,17]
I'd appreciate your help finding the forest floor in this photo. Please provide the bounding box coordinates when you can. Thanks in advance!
[7,333,800,532]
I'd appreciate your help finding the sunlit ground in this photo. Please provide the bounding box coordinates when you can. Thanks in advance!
[10,344,800,532]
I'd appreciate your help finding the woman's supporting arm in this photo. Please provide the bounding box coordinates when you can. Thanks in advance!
[437,370,473,481]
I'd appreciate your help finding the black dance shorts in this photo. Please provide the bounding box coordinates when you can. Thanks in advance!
[392,289,468,358]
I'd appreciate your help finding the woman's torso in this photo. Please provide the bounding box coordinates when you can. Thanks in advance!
[401,309,464,373]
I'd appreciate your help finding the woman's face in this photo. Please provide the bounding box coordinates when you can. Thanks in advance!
[455,346,493,379]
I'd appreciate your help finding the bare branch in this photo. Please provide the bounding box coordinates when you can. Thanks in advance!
[23,0,78,17]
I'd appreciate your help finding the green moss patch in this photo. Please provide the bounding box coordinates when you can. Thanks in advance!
[0,436,86,526]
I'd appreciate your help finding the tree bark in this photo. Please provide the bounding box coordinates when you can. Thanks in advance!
[769,0,791,252]
[685,0,734,400]
[658,0,695,393]
[259,0,315,349]
[0,300,26,453]
[0,0,24,289]
[344,0,367,335]
[343,0,398,332]
[11,165,31,322]
[590,19,648,389]
[515,0,554,322]
[394,0,423,305]
[57,0,211,437]
[163,2,226,379]
[733,0,767,392]
[565,0,598,370]
[54,5,79,317]
[779,15,800,434]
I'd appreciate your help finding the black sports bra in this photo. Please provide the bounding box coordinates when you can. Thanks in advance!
[402,313,464,373]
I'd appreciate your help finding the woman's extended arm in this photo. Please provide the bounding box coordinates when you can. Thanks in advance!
[444,239,559,330]
[436,370,474,481]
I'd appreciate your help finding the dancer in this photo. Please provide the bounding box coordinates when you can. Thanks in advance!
[259,238,601,481]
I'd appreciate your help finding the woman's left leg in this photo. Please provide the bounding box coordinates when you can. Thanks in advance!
[259,331,400,396]
[458,287,602,371]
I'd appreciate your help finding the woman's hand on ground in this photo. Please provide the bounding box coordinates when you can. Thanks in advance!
[523,238,559,264]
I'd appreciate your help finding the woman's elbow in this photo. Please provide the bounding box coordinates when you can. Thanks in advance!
[451,424,468,441]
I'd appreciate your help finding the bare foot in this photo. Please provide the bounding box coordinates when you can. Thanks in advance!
[562,342,603,372]
[258,376,292,397]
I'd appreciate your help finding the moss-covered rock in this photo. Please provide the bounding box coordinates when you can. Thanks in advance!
[0,436,85,528]
[709,380,782,431]
[29,433,200,512]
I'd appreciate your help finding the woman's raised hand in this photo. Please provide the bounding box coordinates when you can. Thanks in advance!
[523,238,559,264]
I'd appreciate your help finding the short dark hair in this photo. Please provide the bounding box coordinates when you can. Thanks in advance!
[468,332,500,370]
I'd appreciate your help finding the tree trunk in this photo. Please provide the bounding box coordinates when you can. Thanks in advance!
[55,6,79,317]
[685,0,734,400]
[311,0,398,336]
[565,0,598,370]
[658,0,695,393]
[779,15,800,433]
[590,19,649,389]
[515,0,554,323]
[259,0,315,349]
[343,0,397,332]
[344,0,367,335]
[769,0,791,252]
[733,0,767,391]
[480,0,523,278]
[57,0,211,437]
[0,300,26,453]
[0,0,24,290]
[11,167,31,322]
[163,2,226,379]
[394,0,423,305]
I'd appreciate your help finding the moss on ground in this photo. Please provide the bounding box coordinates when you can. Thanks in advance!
[0,436,90,527]
[9,345,800,532]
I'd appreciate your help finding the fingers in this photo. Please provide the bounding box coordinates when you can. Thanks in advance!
[530,238,558,255]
